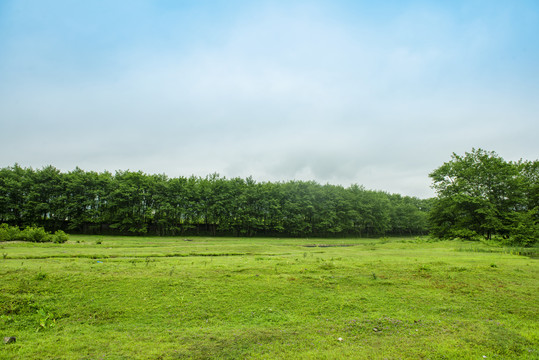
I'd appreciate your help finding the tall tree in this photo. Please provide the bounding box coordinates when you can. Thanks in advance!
[429,149,538,245]
[0,164,430,237]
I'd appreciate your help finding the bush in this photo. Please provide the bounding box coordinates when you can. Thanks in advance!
[451,228,481,241]
[0,224,69,243]
[0,224,22,241]
[21,226,51,242]
[53,230,69,243]
[0,224,10,241]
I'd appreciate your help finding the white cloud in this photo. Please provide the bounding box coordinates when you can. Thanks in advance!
[1,1,538,198]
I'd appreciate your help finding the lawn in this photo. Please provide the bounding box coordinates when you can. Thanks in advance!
[1,236,538,359]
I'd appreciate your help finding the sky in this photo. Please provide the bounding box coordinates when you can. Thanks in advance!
[0,0,538,198]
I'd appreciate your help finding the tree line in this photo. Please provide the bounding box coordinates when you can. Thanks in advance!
[0,165,429,237]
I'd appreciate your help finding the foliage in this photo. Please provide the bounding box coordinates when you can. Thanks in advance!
[53,230,69,244]
[37,308,56,330]
[429,149,538,245]
[0,165,430,237]
[0,223,68,243]
[0,223,20,241]
[21,226,51,243]
[507,210,539,247]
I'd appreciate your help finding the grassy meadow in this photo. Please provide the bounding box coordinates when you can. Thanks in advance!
[1,236,538,359]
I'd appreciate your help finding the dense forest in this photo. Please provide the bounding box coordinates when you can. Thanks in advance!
[0,165,430,237]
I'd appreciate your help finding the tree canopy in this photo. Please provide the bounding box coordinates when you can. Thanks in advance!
[429,149,538,245]
[0,165,429,237]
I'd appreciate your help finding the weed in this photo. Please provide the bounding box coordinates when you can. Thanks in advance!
[145,257,155,266]
[37,308,56,330]
[35,272,47,280]
[1,315,14,324]
[417,265,430,271]
[319,262,335,270]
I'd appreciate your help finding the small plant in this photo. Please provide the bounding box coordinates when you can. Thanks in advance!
[418,265,430,271]
[2,253,7,259]
[95,240,102,245]
[1,315,14,324]
[319,262,335,270]
[371,273,377,280]
[37,309,56,330]
[35,272,47,280]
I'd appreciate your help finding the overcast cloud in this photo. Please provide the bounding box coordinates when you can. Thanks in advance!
[1,1,538,198]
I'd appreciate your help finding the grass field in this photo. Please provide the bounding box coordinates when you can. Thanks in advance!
[1,236,538,359]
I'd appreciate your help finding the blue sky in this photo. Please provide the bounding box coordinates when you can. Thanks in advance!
[1,0,538,198]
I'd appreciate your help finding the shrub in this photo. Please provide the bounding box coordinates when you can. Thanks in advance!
[0,224,68,243]
[451,228,481,241]
[21,226,51,243]
[0,224,21,241]
[53,230,69,243]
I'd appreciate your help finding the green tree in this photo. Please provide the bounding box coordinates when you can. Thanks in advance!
[429,149,538,245]
[388,194,429,236]
[0,164,27,225]
[0,164,431,238]
[107,170,150,234]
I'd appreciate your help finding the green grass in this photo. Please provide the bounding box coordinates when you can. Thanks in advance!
[1,236,537,359]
